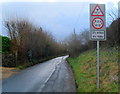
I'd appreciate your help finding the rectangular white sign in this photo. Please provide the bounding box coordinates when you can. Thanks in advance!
[92,31,105,39]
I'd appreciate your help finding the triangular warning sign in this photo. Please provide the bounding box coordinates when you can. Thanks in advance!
[91,5,104,16]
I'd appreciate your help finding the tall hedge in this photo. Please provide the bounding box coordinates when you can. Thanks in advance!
[2,36,10,53]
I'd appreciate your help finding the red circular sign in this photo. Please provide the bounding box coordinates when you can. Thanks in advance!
[92,17,104,29]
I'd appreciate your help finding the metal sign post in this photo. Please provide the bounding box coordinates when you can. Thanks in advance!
[97,41,100,88]
[90,4,106,89]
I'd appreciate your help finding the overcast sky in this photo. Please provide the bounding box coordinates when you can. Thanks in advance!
[1,0,119,41]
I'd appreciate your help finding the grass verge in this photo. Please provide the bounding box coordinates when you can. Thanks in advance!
[68,47,119,92]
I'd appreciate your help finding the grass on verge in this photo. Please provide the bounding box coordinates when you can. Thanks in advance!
[68,47,119,92]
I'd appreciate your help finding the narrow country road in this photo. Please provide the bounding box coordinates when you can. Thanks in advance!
[2,56,76,92]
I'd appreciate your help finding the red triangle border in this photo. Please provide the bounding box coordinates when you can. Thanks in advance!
[91,4,104,16]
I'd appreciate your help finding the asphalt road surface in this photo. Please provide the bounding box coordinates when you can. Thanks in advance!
[2,56,76,92]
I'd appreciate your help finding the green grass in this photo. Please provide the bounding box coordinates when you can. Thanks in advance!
[16,65,26,69]
[68,47,119,92]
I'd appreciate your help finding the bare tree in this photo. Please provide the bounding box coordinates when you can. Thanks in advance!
[4,18,67,66]
[107,3,118,24]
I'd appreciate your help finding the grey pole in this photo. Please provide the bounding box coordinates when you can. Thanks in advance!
[97,41,100,89]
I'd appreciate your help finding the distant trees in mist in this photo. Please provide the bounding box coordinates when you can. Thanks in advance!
[65,18,119,57]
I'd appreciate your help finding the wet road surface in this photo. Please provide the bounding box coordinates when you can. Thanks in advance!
[2,56,76,92]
